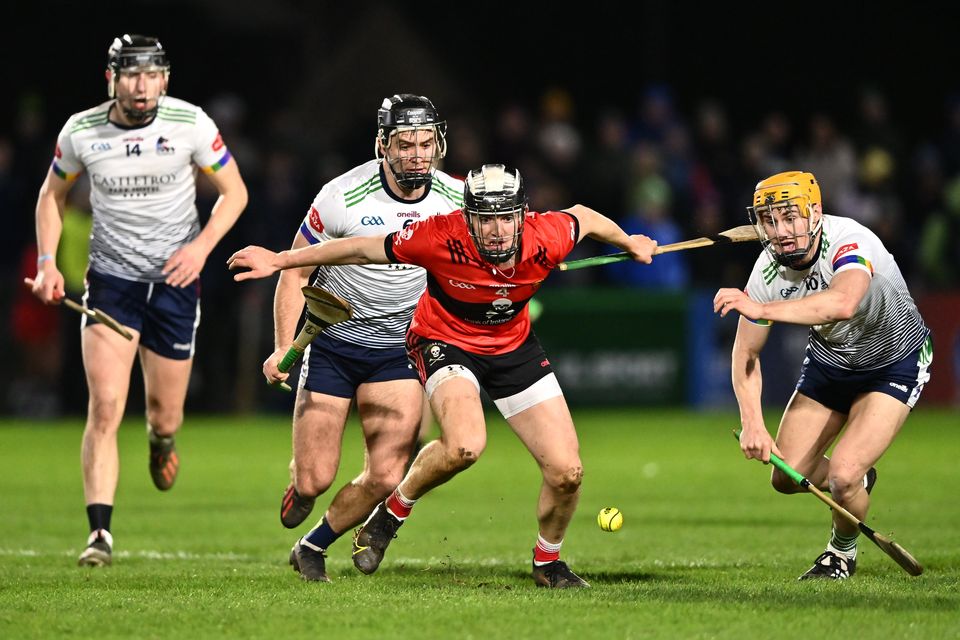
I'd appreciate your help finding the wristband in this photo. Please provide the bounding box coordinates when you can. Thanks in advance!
[37,254,54,266]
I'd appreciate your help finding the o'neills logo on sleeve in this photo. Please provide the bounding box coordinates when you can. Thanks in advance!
[212,133,224,152]
[833,243,859,261]
[308,206,324,233]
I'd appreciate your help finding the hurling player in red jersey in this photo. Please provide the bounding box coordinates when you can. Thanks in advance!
[229,164,656,588]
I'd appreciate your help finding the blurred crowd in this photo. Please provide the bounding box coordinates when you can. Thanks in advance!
[3,83,959,416]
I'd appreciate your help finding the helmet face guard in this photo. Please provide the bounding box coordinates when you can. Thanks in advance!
[107,34,170,122]
[463,164,527,264]
[747,171,823,268]
[375,94,447,190]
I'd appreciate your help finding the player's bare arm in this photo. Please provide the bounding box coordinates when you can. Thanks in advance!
[228,234,389,281]
[715,269,870,324]
[731,317,780,462]
[163,161,248,288]
[563,204,657,263]
[29,168,73,304]
[264,232,317,384]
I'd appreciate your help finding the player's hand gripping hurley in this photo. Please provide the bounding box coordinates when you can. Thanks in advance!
[23,278,134,341]
[272,286,352,392]
[558,225,758,271]
[733,429,923,576]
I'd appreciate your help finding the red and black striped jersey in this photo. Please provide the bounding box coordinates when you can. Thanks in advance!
[384,209,579,355]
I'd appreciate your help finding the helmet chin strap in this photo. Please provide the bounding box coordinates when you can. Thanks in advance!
[777,230,822,269]
[120,103,158,123]
[114,89,163,124]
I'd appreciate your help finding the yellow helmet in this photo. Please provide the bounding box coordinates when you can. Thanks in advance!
[752,171,821,212]
[747,171,823,267]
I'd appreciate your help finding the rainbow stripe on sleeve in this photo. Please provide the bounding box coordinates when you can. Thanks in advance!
[299,222,322,244]
[747,318,773,326]
[832,254,873,273]
[51,161,80,181]
[201,149,232,174]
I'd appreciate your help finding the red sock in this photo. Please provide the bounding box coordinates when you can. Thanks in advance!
[385,488,415,520]
[533,534,562,565]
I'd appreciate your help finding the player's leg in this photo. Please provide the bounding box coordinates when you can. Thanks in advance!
[285,388,352,582]
[772,390,847,494]
[139,349,191,490]
[353,338,488,575]
[281,337,360,530]
[288,390,352,499]
[499,380,589,588]
[324,379,421,531]
[402,376,487,497]
[813,342,930,577]
[138,280,201,491]
[78,322,140,566]
[831,392,909,519]
[352,374,486,575]
[489,331,587,588]
[77,269,145,567]
[405,391,434,472]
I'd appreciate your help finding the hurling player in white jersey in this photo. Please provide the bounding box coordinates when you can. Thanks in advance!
[714,171,931,580]
[263,94,463,581]
[28,34,247,567]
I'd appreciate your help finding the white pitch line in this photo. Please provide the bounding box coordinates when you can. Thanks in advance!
[0,548,523,568]
[0,548,255,561]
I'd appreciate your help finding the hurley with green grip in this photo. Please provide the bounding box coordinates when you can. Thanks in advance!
[558,225,758,271]
[273,286,353,393]
[732,429,922,576]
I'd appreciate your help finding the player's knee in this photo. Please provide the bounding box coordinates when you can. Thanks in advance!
[146,405,183,435]
[442,439,484,471]
[828,471,861,504]
[358,472,398,500]
[546,464,583,494]
[87,393,125,430]
[295,466,334,497]
[770,469,798,494]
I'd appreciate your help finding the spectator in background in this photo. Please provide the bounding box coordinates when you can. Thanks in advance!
[795,114,857,213]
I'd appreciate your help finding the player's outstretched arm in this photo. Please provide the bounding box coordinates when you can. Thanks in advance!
[228,235,389,281]
[716,269,870,325]
[563,204,656,263]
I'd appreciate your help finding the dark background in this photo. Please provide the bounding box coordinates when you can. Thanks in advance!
[5,2,957,147]
[2,1,958,416]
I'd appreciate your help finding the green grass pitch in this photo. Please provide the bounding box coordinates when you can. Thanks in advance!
[1,409,958,639]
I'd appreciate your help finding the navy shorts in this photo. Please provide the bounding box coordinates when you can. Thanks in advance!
[796,336,933,414]
[299,333,418,398]
[406,330,554,400]
[83,268,201,360]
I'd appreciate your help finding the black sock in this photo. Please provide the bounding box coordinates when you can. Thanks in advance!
[86,504,113,532]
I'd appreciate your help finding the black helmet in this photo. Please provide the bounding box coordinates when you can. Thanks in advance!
[375,94,447,190]
[463,164,527,264]
[107,34,170,121]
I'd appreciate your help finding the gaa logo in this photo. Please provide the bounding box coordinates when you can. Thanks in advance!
[361,216,385,226]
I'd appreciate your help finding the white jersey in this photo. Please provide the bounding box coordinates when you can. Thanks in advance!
[299,159,464,348]
[53,97,231,282]
[745,214,928,370]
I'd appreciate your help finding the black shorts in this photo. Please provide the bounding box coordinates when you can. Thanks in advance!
[406,330,554,400]
[84,268,200,360]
